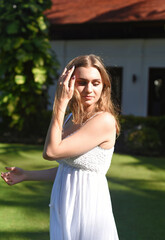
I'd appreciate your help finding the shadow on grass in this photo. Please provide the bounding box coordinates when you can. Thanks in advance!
[0,143,43,155]
[0,181,52,210]
[109,177,165,240]
[0,143,43,165]
[0,181,52,240]
[118,153,165,170]
[0,231,49,240]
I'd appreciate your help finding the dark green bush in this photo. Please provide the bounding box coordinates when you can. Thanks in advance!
[0,110,52,144]
[116,115,165,156]
[1,113,165,156]
[0,0,59,131]
[126,127,161,155]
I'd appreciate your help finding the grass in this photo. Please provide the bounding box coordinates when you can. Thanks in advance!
[0,143,56,240]
[0,143,165,240]
[108,153,165,240]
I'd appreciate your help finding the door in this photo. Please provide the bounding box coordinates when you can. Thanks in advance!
[148,68,165,116]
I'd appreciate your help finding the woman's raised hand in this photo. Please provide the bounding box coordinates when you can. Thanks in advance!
[57,66,76,103]
[1,167,27,186]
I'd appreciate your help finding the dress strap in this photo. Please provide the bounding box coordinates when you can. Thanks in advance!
[63,113,72,126]
[64,111,102,127]
[83,111,103,125]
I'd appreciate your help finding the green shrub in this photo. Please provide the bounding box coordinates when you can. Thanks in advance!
[0,110,52,144]
[126,126,161,155]
[116,115,165,156]
[0,0,59,131]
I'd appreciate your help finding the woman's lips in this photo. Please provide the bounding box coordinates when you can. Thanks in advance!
[82,96,94,100]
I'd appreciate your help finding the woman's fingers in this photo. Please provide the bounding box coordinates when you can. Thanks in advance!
[57,66,76,100]
[1,171,15,185]
[1,172,4,178]
[1,172,9,183]
[62,67,67,75]
[58,67,67,84]
[59,66,75,84]
[69,75,76,91]
[64,66,75,85]
[5,166,16,171]
[1,167,15,181]
[1,171,10,178]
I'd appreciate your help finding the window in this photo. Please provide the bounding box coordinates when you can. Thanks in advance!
[106,67,123,110]
[148,68,165,116]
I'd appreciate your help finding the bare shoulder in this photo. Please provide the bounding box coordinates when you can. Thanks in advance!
[93,111,115,124]
[85,111,116,132]
[99,111,115,122]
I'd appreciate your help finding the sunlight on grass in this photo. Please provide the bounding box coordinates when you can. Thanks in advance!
[108,153,165,240]
[0,143,165,240]
[0,143,57,240]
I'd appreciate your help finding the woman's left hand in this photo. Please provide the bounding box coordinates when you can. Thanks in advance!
[57,66,76,103]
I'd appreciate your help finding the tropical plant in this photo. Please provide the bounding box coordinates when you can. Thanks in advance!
[0,0,59,131]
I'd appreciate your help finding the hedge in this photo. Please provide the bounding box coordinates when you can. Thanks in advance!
[116,115,165,156]
[0,113,165,156]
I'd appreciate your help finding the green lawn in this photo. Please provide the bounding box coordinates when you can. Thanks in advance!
[0,143,165,240]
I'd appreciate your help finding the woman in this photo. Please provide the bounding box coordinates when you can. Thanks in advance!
[1,54,120,240]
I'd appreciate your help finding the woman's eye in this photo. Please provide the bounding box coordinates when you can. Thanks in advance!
[78,81,86,86]
[93,82,100,86]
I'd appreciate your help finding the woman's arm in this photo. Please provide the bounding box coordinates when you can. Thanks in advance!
[43,66,76,160]
[43,112,116,160]
[1,167,58,186]
[24,167,58,181]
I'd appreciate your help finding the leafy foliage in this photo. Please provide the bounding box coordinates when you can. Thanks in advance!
[0,0,59,131]
[116,115,165,156]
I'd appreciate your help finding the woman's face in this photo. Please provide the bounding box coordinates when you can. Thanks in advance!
[74,66,103,111]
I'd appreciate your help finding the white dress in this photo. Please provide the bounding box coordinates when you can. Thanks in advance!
[49,115,119,240]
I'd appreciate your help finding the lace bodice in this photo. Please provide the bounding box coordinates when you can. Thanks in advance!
[59,146,114,175]
[58,112,114,174]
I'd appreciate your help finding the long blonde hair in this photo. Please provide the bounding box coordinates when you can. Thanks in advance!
[54,54,120,135]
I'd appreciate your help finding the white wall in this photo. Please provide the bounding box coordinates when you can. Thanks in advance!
[49,39,165,116]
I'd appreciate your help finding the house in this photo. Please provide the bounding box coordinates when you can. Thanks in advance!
[45,0,165,116]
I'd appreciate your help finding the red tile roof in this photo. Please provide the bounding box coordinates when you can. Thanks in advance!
[45,0,165,24]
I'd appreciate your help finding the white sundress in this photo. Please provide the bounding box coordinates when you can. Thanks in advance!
[49,114,119,240]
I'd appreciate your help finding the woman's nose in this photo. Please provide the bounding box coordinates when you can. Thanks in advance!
[85,83,92,93]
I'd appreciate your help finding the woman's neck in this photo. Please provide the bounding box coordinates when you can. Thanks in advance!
[83,104,96,114]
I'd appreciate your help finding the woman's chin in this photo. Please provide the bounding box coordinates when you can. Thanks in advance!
[83,102,96,111]
[82,101,92,107]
